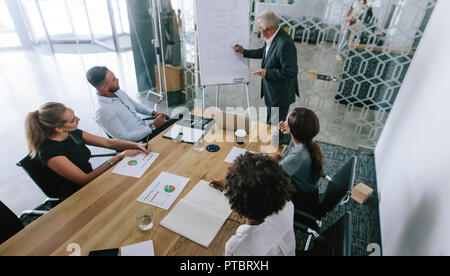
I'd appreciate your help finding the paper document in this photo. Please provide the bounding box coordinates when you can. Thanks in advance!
[121,240,154,256]
[224,147,258,164]
[160,180,233,248]
[137,172,190,210]
[112,152,159,178]
[163,124,204,143]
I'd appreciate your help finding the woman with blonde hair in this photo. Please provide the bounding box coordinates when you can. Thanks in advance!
[25,102,151,198]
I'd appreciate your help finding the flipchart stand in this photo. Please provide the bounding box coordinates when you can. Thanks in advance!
[200,82,251,118]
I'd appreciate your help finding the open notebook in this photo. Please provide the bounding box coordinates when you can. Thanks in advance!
[160,180,233,248]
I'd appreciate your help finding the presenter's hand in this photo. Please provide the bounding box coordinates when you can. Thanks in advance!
[234,44,244,54]
[253,69,267,79]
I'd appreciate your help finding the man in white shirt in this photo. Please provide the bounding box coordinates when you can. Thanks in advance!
[86,66,168,142]
[210,152,296,256]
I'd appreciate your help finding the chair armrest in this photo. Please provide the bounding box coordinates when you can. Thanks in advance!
[294,220,310,233]
[20,210,48,218]
[44,198,61,203]
[43,198,62,208]
[321,173,332,181]
[294,209,321,230]
[91,153,117,158]
[294,220,320,252]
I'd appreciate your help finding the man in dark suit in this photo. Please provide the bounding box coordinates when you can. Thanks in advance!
[235,10,299,125]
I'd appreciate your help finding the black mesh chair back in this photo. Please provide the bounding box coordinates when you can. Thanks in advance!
[310,212,352,256]
[0,201,24,244]
[316,156,357,218]
[17,155,80,200]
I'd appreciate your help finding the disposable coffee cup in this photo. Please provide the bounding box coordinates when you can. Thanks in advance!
[235,129,247,146]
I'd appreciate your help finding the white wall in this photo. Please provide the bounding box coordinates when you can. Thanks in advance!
[375,0,450,256]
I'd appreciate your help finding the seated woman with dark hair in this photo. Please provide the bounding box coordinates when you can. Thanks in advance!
[25,102,151,198]
[270,107,324,214]
[210,152,296,256]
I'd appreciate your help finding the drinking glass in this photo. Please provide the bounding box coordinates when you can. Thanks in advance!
[135,206,154,231]
[194,138,205,152]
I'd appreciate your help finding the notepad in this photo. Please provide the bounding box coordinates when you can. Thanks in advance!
[160,180,233,248]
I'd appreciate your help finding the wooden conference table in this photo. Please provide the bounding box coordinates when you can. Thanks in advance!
[0,109,281,256]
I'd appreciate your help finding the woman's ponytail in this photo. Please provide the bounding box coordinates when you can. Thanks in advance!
[305,140,324,182]
[24,103,67,158]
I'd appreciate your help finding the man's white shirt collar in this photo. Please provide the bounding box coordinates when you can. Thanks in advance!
[265,27,280,54]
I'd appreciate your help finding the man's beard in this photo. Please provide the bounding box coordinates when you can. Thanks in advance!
[109,87,119,93]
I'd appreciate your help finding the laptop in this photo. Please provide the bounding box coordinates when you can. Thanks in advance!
[162,115,215,144]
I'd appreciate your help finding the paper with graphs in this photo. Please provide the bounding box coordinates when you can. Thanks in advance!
[137,172,190,210]
[112,152,159,178]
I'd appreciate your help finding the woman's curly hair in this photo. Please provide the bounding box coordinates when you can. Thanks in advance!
[225,152,295,222]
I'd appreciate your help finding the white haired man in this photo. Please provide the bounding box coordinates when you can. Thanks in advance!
[234,10,299,126]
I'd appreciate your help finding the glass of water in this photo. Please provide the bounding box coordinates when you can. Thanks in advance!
[135,206,154,231]
[194,137,205,152]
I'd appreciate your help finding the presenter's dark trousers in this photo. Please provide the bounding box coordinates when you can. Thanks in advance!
[267,104,290,125]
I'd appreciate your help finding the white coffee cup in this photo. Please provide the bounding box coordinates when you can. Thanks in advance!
[235,129,247,146]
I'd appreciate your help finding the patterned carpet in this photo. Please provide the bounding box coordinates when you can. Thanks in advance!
[295,141,381,256]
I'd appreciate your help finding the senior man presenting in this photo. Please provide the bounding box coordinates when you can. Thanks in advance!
[234,10,299,125]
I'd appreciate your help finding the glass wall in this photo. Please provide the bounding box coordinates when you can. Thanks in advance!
[4,0,130,53]
[174,0,437,148]
[0,0,21,48]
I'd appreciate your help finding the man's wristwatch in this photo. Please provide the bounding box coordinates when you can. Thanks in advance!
[150,124,157,132]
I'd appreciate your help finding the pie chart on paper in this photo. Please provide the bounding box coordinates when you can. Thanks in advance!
[128,160,138,166]
[164,185,176,193]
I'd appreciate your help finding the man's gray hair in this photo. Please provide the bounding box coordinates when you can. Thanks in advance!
[257,10,279,30]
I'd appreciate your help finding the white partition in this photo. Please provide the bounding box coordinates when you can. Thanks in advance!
[375,0,450,256]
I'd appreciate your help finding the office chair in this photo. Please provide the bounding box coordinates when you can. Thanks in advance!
[297,212,353,256]
[294,156,357,250]
[0,201,25,244]
[17,152,116,201]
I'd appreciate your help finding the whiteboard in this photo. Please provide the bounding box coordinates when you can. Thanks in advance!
[196,0,249,86]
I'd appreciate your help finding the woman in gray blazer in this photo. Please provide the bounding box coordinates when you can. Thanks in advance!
[270,108,324,213]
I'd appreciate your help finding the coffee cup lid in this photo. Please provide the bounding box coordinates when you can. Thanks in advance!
[235,129,247,137]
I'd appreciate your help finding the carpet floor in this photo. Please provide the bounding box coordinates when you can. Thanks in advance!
[294,141,381,256]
